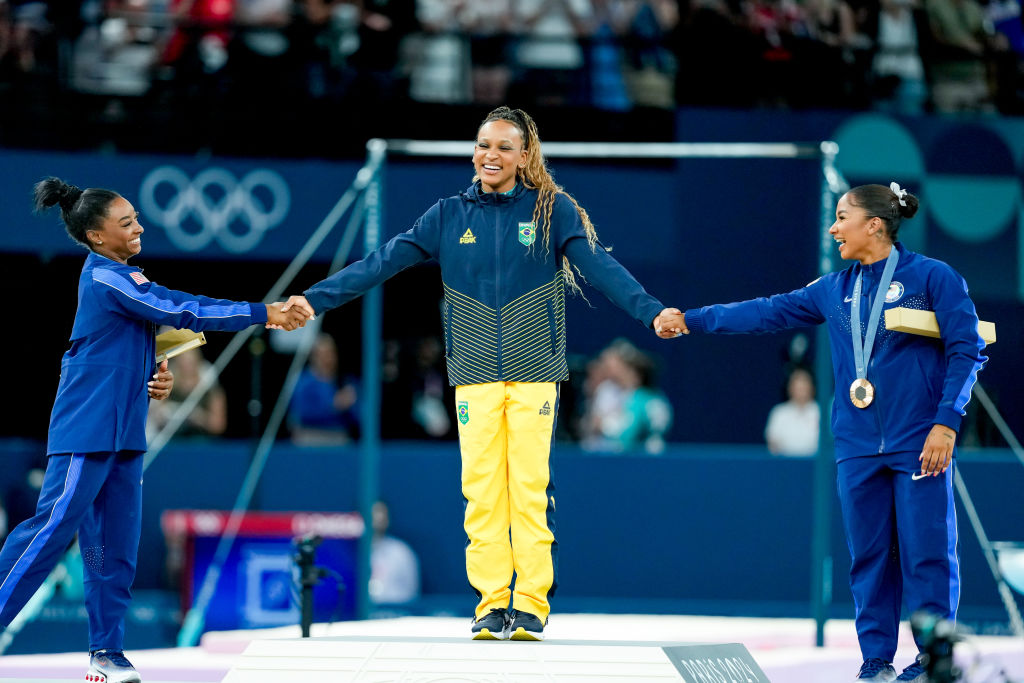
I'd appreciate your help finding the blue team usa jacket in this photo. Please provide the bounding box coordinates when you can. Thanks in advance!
[305,182,665,386]
[48,252,267,455]
[684,243,987,460]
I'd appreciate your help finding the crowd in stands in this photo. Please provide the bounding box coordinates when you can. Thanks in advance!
[0,0,1021,128]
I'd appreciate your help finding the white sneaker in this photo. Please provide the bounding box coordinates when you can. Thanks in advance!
[86,649,142,683]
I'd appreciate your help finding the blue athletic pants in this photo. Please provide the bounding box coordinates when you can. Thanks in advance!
[0,451,143,652]
[837,451,959,661]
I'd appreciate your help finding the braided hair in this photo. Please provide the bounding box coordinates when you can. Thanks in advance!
[475,107,600,292]
[34,177,121,250]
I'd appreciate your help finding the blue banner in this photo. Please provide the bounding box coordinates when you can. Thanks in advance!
[0,148,360,261]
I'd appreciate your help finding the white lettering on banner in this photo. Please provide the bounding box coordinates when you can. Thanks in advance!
[139,166,290,253]
[291,512,365,539]
[679,657,757,683]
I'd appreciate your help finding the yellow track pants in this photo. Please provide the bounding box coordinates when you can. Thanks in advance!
[456,381,558,622]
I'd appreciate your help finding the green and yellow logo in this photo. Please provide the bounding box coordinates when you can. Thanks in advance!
[518,222,536,247]
[460,228,476,244]
[457,400,470,425]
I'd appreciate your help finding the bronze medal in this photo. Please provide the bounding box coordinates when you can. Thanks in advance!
[849,378,874,409]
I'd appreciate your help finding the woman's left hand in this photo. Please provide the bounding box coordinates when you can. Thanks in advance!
[919,423,956,477]
[148,360,174,400]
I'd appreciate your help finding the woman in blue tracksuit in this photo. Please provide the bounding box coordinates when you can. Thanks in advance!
[283,107,682,641]
[0,178,308,683]
[679,183,987,683]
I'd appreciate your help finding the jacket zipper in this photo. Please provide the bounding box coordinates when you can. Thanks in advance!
[862,267,886,452]
[494,204,503,377]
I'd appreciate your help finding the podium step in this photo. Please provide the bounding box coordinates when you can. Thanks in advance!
[222,635,769,682]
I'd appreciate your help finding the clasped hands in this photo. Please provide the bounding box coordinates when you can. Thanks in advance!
[265,296,317,331]
[653,308,688,339]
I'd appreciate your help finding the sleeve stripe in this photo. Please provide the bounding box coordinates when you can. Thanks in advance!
[953,337,988,414]
[93,270,250,320]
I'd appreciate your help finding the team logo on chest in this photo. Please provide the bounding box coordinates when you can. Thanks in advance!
[460,228,476,244]
[885,281,904,303]
[457,400,470,425]
[518,222,536,247]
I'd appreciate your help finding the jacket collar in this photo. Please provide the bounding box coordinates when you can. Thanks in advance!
[85,250,140,272]
[461,181,529,205]
[857,242,908,276]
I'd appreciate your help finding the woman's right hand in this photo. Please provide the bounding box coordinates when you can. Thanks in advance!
[266,301,311,330]
[281,295,316,320]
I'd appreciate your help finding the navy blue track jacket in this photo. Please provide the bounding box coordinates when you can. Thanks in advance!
[304,182,666,386]
[683,243,988,460]
[47,252,268,455]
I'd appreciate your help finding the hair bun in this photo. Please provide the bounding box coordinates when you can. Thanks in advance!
[57,182,83,211]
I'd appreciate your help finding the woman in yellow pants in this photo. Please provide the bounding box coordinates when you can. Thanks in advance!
[286,107,684,639]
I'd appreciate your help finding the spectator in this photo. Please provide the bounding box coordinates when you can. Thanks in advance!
[871,0,929,114]
[620,0,678,108]
[512,0,593,106]
[147,345,228,440]
[587,0,632,111]
[581,339,673,454]
[764,366,820,456]
[408,336,455,439]
[289,332,360,445]
[369,500,420,605]
[348,0,419,102]
[924,0,996,111]
[407,0,470,104]
[745,0,807,105]
[800,0,867,106]
[457,0,512,104]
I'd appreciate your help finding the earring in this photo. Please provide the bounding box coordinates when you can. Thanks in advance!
[97,241,103,245]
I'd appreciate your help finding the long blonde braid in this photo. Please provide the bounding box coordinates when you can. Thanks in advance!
[476,107,600,293]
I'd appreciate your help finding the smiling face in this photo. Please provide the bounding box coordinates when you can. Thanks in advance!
[473,119,528,194]
[829,193,890,264]
[86,196,143,264]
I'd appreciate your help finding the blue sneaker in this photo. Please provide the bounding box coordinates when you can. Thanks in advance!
[896,656,928,682]
[508,609,545,641]
[471,608,509,640]
[855,658,896,681]
[86,649,142,683]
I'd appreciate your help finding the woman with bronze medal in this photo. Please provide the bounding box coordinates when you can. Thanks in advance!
[673,183,989,683]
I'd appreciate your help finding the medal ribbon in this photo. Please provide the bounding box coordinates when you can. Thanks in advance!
[851,247,899,383]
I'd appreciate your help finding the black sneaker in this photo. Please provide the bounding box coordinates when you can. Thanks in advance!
[87,649,142,683]
[855,658,897,682]
[508,609,545,641]
[471,608,509,640]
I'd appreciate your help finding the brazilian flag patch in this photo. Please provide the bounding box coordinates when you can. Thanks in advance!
[518,222,536,247]
[457,400,469,425]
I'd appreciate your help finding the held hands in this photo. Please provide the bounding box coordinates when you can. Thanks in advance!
[266,300,313,331]
[653,308,688,339]
[148,360,174,400]
[281,295,316,320]
[918,424,956,478]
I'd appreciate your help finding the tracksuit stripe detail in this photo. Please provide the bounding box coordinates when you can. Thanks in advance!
[92,270,249,320]
[0,454,84,612]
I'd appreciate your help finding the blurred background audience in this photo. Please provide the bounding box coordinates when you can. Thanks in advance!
[4,0,1023,157]
[289,332,361,445]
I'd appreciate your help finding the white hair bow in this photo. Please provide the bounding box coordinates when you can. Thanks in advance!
[889,181,907,207]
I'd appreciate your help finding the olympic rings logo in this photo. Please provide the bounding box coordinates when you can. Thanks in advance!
[139,166,290,253]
